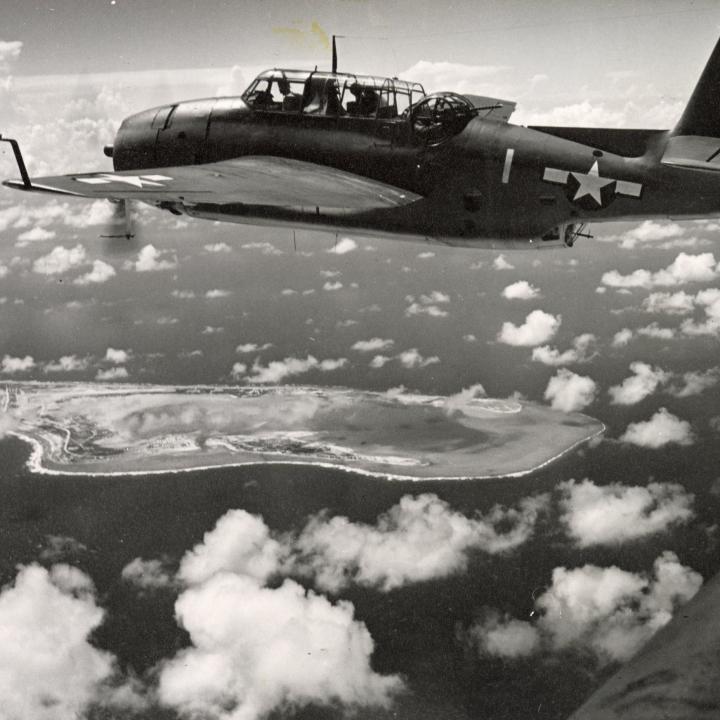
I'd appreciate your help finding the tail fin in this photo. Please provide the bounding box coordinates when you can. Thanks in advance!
[674,36,720,137]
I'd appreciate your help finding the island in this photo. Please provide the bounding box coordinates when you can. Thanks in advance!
[1,382,604,480]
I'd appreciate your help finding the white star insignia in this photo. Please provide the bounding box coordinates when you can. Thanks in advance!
[75,173,172,187]
[569,161,614,204]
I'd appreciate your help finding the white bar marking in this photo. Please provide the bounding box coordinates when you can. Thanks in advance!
[543,167,569,184]
[502,148,515,184]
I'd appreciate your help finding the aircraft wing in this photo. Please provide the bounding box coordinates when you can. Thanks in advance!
[2,156,422,211]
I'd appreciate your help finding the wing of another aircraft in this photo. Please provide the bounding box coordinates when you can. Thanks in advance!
[2,156,422,211]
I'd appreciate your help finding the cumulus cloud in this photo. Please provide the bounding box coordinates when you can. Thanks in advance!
[323,280,343,291]
[241,241,283,256]
[1,354,35,374]
[122,557,176,592]
[96,367,129,381]
[235,342,272,354]
[602,252,719,289]
[618,220,687,249]
[243,355,347,383]
[32,244,87,275]
[469,611,540,659]
[205,289,232,299]
[539,553,701,663]
[493,254,515,270]
[327,237,357,254]
[131,244,177,272]
[558,479,695,547]
[681,287,720,336]
[544,369,597,412]
[179,509,283,586]
[290,493,548,592]
[204,242,231,253]
[397,348,440,369]
[405,290,451,318]
[17,225,56,243]
[637,322,675,340]
[0,564,126,719]
[156,507,402,719]
[351,338,395,353]
[642,291,695,315]
[44,355,91,373]
[498,310,561,346]
[620,408,694,448]
[668,368,720,397]
[157,574,401,720]
[104,347,131,364]
[74,259,116,285]
[608,362,671,405]
[502,280,541,300]
[469,552,702,665]
[532,333,596,366]
[611,327,634,347]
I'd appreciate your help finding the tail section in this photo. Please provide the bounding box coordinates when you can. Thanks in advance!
[673,36,720,137]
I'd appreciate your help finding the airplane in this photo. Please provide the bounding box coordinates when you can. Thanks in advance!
[4,36,720,250]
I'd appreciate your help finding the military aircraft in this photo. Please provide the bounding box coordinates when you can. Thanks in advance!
[4,36,720,249]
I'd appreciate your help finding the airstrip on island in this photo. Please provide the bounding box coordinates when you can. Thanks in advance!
[1,383,604,480]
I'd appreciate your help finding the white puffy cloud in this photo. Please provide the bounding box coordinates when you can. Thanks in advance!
[602,252,719,289]
[405,290,451,318]
[230,362,247,379]
[637,322,675,340]
[401,60,508,94]
[205,289,232,298]
[1,354,35,374]
[96,367,129,381]
[157,573,401,720]
[17,225,56,243]
[417,251,435,259]
[74,259,116,285]
[179,509,283,586]
[121,558,176,592]
[245,355,347,384]
[104,347,131,364]
[131,244,177,272]
[323,280,343,291]
[351,337,395,353]
[397,348,440,368]
[204,242,231,253]
[611,327,634,347]
[32,244,87,275]
[608,362,671,405]
[43,355,91,373]
[668,368,720,397]
[502,280,541,300]
[620,408,694,448]
[235,342,272,354]
[642,291,695,315]
[326,237,357,254]
[290,493,549,593]
[493,254,515,270]
[536,552,702,663]
[0,564,119,719]
[469,611,540,659]
[618,220,686,249]
[558,479,695,547]
[498,310,561,346]
[241,241,283,256]
[681,287,720,336]
[532,333,596,366]
[370,355,392,368]
[543,369,597,412]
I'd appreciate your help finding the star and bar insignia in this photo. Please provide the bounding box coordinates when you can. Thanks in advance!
[74,173,172,188]
[542,161,642,210]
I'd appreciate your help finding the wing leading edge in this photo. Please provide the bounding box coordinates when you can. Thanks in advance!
[2,156,422,212]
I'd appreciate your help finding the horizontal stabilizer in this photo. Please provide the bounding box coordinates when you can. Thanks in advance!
[661,134,720,170]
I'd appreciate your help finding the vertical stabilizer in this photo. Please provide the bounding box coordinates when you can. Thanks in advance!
[674,36,720,137]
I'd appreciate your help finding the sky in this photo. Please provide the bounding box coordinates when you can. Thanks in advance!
[2,2,720,719]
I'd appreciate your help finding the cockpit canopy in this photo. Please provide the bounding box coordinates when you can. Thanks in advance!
[242,69,426,119]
